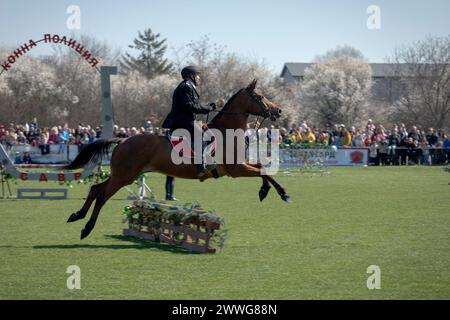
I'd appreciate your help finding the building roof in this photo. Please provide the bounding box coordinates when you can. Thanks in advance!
[281,62,414,78]
[280,63,311,78]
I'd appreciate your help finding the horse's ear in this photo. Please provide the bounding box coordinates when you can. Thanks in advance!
[247,79,257,91]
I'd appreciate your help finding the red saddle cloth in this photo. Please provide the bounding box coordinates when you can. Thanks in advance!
[169,124,216,158]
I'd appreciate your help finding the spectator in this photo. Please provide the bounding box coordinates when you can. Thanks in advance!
[14,152,22,164]
[303,128,316,143]
[387,129,400,165]
[38,133,50,155]
[116,128,128,138]
[59,125,69,144]
[331,124,340,146]
[426,128,439,164]
[6,131,17,150]
[405,137,418,164]
[443,135,450,163]
[288,123,300,143]
[318,128,330,145]
[438,129,446,143]
[79,132,90,151]
[22,151,32,164]
[0,125,6,138]
[368,139,379,165]
[341,128,352,147]
[48,127,60,144]
[364,134,372,147]
[16,131,28,144]
[352,129,365,148]
[29,118,38,132]
[89,129,97,143]
[75,124,83,144]
[378,139,389,165]
[366,119,376,132]
[419,136,430,165]
[113,125,120,137]
[95,126,102,139]
[408,126,420,144]
[144,120,153,132]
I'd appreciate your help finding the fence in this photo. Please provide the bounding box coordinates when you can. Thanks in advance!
[4,143,450,166]
[279,146,450,166]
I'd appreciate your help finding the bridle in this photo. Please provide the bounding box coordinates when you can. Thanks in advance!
[245,88,276,120]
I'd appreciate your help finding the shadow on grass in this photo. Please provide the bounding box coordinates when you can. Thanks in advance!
[32,234,198,255]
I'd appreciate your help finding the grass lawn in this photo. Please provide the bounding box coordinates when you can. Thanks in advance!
[0,166,449,299]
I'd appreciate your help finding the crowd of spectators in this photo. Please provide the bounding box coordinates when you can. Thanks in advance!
[277,119,450,165]
[0,119,161,154]
[2,118,450,165]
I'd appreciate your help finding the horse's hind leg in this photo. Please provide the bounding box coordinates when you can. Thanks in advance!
[80,177,129,240]
[67,180,109,223]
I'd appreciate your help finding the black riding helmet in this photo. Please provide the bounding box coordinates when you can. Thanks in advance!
[181,65,201,79]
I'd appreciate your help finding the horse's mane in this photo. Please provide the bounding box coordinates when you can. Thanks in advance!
[209,88,244,125]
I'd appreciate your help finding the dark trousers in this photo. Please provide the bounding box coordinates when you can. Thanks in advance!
[39,144,50,155]
[398,148,407,165]
[379,152,388,166]
[407,149,418,164]
[165,176,175,198]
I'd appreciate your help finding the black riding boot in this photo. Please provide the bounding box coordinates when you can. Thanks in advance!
[195,140,207,177]
[165,176,177,201]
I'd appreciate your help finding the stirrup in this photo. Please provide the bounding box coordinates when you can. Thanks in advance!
[197,164,215,178]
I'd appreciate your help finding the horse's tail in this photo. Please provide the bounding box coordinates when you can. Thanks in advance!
[64,138,123,170]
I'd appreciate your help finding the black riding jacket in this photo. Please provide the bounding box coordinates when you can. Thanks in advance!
[162,80,214,130]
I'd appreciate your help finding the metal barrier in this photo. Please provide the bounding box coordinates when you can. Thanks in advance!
[17,188,68,200]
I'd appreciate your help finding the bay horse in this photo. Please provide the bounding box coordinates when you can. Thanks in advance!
[66,79,291,240]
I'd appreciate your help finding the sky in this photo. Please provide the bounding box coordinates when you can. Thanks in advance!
[1,0,450,74]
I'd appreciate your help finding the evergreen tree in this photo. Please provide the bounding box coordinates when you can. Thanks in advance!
[121,28,173,79]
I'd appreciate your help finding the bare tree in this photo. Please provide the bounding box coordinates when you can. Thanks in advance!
[111,71,177,127]
[0,51,73,126]
[388,35,450,129]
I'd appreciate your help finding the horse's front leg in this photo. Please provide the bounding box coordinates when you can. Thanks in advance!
[225,164,291,203]
[264,174,291,203]
[245,163,271,201]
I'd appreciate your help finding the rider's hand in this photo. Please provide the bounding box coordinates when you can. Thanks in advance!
[209,102,216,111]
[216,98,225,109]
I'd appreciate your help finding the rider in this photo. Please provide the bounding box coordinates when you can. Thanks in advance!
[161,65,216,178]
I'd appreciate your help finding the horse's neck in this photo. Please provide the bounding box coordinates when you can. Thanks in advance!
[210,98,249,131]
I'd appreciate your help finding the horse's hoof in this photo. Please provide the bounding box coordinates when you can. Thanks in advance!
[259,190,268,202]
[80,228,91,240]
[259,186,271,202]
[67,213,79,223]
[281,193,292,203]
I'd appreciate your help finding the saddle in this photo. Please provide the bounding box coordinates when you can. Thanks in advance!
[167,124,219,180]
[168,124,216,159]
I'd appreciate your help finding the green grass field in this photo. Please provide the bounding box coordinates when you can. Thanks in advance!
[1,166,450,300]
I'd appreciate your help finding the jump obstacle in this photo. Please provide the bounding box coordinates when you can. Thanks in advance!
[122,201,226,253]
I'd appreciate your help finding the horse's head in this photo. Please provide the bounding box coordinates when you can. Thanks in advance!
[244,79,282,121]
